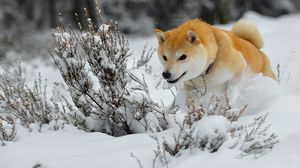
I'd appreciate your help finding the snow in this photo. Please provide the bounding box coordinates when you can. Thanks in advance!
[1,12,300,168]
[192,116,231,139]
[0,126,155,168]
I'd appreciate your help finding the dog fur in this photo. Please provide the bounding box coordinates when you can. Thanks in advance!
[155,19,277,95]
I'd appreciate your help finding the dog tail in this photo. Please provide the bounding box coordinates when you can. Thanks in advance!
[232,20,264,49]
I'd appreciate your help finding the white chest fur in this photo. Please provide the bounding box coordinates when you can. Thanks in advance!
[181,66,235,108]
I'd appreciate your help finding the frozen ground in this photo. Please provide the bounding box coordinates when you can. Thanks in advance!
[1,12,300,168]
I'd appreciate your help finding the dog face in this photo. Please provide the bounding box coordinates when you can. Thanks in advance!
[155,29,209,83]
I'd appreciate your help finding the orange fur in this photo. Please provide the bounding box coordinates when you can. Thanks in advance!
[232,20,264,49]
[155,19,277,86]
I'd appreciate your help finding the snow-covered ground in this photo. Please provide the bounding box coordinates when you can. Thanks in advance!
[1,12,300,168]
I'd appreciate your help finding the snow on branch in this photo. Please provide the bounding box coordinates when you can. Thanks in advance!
[50,9,167,136]
[0,64,55,127]
[0,63,87,137]
[0,115,16,144]
[232,113,279,158]
[152,94,279,167]
[133,45,154,72]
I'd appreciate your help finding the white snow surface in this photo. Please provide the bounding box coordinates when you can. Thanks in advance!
[1,12,300,168]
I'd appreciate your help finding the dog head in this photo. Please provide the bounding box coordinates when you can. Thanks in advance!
[155,25,210,84]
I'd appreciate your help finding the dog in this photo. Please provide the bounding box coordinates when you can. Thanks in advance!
[155,19,276,104]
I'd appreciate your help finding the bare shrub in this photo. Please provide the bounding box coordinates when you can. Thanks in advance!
[50,9,166,136]
[151,135,171,168]
[0,63,87,134]
[0,64,53,127]
[130,153,145,168]
[152,94,278,166]
[0,115,16,144]
[231,113,279,158]
[133,45,154,73]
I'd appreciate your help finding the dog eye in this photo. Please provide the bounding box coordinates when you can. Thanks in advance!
[163,55,168,61]
[178,55,187,60]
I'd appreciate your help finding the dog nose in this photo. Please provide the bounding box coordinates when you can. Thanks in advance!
[162,71,171,79]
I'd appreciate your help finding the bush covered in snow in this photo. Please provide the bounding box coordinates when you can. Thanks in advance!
[0,63,87,136]
[151,93,279,167]
[50,10,167,136]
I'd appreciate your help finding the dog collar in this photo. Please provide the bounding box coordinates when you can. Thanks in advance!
[203,62,214,76]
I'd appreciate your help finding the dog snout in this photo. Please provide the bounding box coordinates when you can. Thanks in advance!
[162,71,171,79]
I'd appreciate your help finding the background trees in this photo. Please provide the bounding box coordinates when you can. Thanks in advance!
[0,0,299,60]
[0,0,299,35]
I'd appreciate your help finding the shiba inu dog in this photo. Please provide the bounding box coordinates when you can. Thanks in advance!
[155,19,276,99]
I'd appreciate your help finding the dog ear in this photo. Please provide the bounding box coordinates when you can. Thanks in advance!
[155,29,166,44]
[187,31,200,44]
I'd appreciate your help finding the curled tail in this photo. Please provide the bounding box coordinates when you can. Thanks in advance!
[232,20,264,49]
